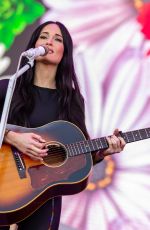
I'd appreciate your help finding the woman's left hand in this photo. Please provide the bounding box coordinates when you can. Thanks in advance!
[94,129,126,162]
[103,128,126,156]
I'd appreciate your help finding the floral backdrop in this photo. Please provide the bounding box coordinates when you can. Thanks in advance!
[0,0,150,230]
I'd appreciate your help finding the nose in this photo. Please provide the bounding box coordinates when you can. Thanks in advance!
[46,38,53,46]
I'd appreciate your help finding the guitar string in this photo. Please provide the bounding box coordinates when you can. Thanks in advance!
[0,153,87,165]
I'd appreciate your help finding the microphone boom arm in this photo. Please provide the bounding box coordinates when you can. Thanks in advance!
[0,59,34,148]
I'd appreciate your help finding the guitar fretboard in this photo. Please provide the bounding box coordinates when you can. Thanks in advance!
[66,128,150,157]
[120,128,150,143]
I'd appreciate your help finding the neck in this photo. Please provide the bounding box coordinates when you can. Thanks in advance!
[34,62,57,89]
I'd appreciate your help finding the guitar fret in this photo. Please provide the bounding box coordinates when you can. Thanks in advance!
[79,142,84,153]
[81,142,88,153]
[145,129,148,137]
[84,141,91,152]
[125,132,134,143]
[146,128,149,136]
[95,138,106,150]
[92,140,97,151]
[126,133,130,142]
[70,144,78,156]
[133,130,141,141]
[94,139,100,150]
[67,144,74,157]
[88,140,93,152]
[121,133,128,143]
[138,130,142,139]
[140,129,148,139]
[88,140,95,151]
[148,128,150,137]
[100,137,108,149]
[131,131,136,142]
[68,148,72,157]
[75,143,81,155]
[73,144,78,156]
[145,128,150,138]
[98,139,103,149]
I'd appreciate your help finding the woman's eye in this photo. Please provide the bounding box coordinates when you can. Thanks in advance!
[39,35,48,39]
[55,38,63,43]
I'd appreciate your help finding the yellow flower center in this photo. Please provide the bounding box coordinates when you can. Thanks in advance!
[87,156,115,191]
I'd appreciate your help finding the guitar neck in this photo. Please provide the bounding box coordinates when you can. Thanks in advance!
[120,128,150,143]
[66,127,150,157]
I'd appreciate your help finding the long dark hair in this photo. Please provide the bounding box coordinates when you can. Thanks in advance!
[8,21,89,138]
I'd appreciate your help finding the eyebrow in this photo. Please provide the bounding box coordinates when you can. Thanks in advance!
[40,32,63,37]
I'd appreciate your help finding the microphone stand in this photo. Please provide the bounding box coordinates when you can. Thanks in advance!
[0,58,34,148]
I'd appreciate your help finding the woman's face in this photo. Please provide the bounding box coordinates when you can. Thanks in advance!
[35,23,64,65]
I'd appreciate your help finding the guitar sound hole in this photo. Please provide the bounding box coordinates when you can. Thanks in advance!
[43,142,67,167]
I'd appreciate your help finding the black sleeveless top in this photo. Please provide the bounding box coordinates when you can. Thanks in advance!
[28,85,59,127]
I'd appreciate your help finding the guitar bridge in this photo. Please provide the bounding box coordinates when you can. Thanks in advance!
[11,146,26,179]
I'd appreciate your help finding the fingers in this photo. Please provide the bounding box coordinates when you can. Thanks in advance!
[104,131,126,156]
[31,133,46,143]
[25,151,43,161]
[118,136,126,149]
[26,136,48,158]
[32,139,46,150]
[113,129,126,148]
[107,135,119,149]
[17,133,48,160]
[24,146,47,161]
[28,144,48,156]
[113,128,120,136]
[106,136,120,155]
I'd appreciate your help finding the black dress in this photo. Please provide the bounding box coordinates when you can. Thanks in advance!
[0,81,62,230]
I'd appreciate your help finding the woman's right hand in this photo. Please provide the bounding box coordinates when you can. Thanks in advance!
[4,131,48,161]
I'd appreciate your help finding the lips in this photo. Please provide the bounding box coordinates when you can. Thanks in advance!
[48,49,54,54]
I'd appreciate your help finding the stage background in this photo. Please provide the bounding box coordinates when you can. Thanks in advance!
[0,0,150,229]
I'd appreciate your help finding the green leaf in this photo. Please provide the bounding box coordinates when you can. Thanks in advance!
[0,0,45,49]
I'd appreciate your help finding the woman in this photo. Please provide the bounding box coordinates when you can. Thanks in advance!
[0,21,126,230]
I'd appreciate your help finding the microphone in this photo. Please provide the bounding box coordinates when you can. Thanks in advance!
[22,45,49,58]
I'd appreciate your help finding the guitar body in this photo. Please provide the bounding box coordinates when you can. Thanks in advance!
[0,121,92,225]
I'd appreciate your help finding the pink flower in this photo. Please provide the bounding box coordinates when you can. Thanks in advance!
[41,1,150,229]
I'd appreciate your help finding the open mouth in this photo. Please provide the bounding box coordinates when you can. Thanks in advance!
[48,49,54,54]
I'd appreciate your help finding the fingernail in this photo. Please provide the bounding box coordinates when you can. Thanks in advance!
[41,153,48,156]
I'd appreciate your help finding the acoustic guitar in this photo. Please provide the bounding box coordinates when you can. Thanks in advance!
[0,120,149,225]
